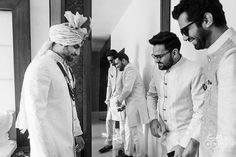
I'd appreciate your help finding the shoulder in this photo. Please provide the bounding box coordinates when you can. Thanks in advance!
[180,58,204,79]
[25,55,55,77]
[125,63,136,71]
[184,58,203,71]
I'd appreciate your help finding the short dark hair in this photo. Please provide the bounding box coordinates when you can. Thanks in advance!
[115,52,129,62]
[172,0,227,27]
[149,31,181,51]
[106,49,117,57]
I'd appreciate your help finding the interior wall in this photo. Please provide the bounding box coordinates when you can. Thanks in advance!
[111,0,161,90]
[170,0,236,66]
[30,0,50,59]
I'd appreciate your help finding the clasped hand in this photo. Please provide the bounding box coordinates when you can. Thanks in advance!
[75,135,85,152]
[150,118,168,138]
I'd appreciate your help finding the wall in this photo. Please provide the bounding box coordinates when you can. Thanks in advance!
[30,0,50,59]
[170,0,236,66]
[111,0,160,90]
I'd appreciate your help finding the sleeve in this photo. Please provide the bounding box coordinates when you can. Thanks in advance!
[24,63,52,156]
[213,50,236,157]
[105,68,112,104]
[179,67,205,148]
[147,77,159,121]
[117,66,136,103]
[73,106,83,136]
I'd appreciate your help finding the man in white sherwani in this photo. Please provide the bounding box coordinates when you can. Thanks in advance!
[147,31,205,157]
[99,49,125,153]
[173,0,236,156]
[15,11,90,157]
[114,52,150,157]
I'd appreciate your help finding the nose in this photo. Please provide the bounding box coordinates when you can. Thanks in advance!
[75,48,81,56]
[155,57,161,63]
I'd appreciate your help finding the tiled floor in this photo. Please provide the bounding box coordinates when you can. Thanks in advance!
[92,111,119,157]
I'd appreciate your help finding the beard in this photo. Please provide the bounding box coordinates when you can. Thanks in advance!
[158,56,174,70]
[118,64,125,71]
[193,27,210,50]
[64,54,78,62]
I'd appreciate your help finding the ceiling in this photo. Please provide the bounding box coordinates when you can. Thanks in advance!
[92,0,133,52]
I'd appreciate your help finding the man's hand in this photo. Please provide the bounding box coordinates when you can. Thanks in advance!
[75,135,85,152]
[150,119,161,138]
[170,145,184,157]
[159,116,169,135]
[117,104,126,112]
[182,138,199,157]
[105,100,110,107]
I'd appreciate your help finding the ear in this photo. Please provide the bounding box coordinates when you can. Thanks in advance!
[171,48,179,57]
[202,12,213,28]
[121,58,126,63]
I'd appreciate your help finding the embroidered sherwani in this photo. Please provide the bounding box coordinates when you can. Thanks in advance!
[201,27,236,157]
[16,50,82,157]
[147,57,205,154]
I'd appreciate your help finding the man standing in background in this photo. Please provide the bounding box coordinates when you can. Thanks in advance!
[115,52,149,157]
[99,49,125,154]
[147,31,205,157]
[172,0,236,156]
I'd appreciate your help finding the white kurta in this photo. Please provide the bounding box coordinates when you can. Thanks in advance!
[105,65,124,121]
[16,50,82,157]
[117,63,149,127]
[147,57,205,153]
[201,27,236,157]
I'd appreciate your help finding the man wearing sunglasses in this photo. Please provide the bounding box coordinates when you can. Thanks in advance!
[15,11,90,157]
[173,0,236,157]
[147,31,205,157]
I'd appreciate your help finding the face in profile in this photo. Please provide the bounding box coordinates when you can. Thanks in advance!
[152,44,174,70]
[63,44,81,62]
[107,56,116,66]
[177,12,209,50]
[114,58,125,71]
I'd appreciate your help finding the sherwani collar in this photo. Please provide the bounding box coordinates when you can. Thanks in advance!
[208,27,236,55]
[46,50,67,66]
[164,56,185,73]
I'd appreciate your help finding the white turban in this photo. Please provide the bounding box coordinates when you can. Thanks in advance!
[49,23,87,46]
[49,11,89,46]
[34,11,91,58]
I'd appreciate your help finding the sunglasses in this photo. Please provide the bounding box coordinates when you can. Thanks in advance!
[151,51,170,60]
[180,18,202,36]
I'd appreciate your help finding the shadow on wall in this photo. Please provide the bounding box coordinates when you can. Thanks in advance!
[142,46,155,91]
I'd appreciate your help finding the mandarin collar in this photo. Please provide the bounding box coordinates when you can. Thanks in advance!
[208,27,236,55]
[163,56,185,73]
[46,50,67,65]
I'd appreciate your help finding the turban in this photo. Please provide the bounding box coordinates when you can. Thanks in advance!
[34,11,91,58]
[49,11,89,46]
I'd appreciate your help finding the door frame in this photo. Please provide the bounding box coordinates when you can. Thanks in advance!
[0,0,31,146]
